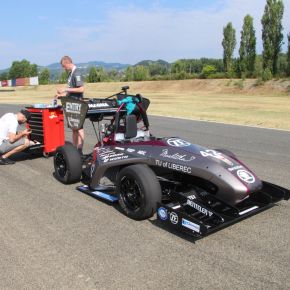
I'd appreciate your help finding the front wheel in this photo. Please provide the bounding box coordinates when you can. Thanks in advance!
[117,164,161,220]
[54,144,82,184]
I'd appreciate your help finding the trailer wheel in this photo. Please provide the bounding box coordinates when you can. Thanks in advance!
[54,144,82,184]
[43,152,50,158]
[117,164,161,220]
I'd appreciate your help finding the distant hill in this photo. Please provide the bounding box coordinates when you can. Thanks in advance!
[45,60,130,71]
[134,59,170,67]
[0,59,171,80]
[0,60,130,77]
[38,59,171,80]
[40,60,131,81]
[0,68,9,74]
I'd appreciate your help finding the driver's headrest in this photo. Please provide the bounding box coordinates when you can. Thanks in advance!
[125,115,137,139]
[135,94,142,103]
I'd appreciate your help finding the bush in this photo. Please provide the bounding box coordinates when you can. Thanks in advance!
[225,70,237,79]
[171,71,188,80]
[200,65,217,78]
[207,72,227,79]
[262,68,273,81]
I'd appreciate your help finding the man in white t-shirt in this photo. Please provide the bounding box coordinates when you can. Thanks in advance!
[0,109,32,165]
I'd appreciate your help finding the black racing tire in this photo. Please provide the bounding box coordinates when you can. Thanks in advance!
[53,144,82,184]
[117,164,162,220]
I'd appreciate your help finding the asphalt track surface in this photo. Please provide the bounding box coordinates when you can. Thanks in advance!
[0,104,289,290]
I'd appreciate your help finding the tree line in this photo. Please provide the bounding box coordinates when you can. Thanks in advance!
[222,0,287,80]
[0,59,38,80]
[1,0,289,84]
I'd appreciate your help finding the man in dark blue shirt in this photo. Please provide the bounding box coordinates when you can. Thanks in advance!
[55,56,85,154]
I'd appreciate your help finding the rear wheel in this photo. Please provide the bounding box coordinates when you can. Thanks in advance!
[117,164,162,220]
[54,144,82,184]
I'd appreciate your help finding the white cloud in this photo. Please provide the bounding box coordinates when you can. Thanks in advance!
[56,0,290,64]
[1,0,289,67]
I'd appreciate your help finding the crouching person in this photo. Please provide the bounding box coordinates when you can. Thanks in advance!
[0,109,32,165]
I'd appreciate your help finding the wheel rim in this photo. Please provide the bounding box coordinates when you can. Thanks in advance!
[120,176,142,211]
[55,152,67,177]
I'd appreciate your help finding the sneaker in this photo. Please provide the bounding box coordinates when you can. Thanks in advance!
[144,130,150,137]
[29,140,41,146]
[0,157,15,165]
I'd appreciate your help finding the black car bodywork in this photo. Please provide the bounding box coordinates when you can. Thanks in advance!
[54,87,290,238]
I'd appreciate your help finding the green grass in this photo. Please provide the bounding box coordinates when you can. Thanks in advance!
[0,79,290,130]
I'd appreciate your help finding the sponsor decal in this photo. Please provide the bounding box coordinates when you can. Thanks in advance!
[187,194,197,200]
[155,160,192,174]
[104,155,129,163]
[160,149,195,162]
[137,150,147,156]
[167,138,191,147]
[182,218,200,233]
[49,112,57,119]
[200,149,234,166]
[157,207,168,221]
[126,148,135,153]
[98,148,115,156]
[186,200,213,217]
[101,153,129,163]
[98,148,129,163]
[237,169,255,184]
[170,212,178,224]
[114,147,125,151]
[228,165,243,172]
[65,102,82,114]
[67,116,80,127]
[88,102,110,108]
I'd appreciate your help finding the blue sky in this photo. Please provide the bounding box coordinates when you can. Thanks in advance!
[0,0,289,69]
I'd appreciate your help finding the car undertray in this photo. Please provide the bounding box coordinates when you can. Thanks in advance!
[77,180,289,238]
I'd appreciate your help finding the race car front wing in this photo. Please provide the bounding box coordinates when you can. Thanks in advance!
[157,181,290,238]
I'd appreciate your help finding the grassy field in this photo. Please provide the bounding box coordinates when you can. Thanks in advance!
[1,79,290,130]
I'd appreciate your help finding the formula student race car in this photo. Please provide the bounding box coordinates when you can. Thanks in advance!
[53,86,290,238]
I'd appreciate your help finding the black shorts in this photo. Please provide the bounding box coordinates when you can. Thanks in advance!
[68,94,83,101]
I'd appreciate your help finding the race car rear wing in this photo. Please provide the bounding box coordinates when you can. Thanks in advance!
[60,97,126,130]
[61,95,149,130]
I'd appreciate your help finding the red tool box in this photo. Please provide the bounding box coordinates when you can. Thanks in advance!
[26,106,65,156]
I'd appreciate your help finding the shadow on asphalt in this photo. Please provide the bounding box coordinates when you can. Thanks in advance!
[52,181,201,243]
[9,150,45,162]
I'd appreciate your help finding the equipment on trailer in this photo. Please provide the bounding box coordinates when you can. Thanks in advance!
[26,105,65,157]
